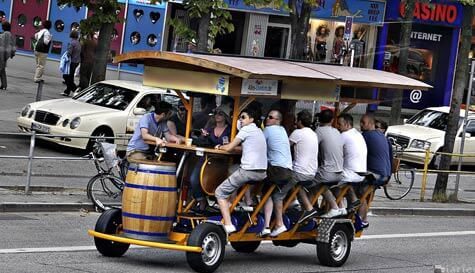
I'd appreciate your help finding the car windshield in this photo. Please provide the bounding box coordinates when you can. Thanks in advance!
[73,84,138,110]
[407,109,462,131]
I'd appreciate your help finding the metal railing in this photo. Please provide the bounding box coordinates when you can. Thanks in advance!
[0,132,128,195]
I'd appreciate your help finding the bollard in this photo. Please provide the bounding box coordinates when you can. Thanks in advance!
[35,80,44,101]
[25,131,36,194]
[420,148,430,202]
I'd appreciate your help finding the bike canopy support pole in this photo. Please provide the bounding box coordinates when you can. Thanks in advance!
[25,131,36,195]
[420,148,430,202]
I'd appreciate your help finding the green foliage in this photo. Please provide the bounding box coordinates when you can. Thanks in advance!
[459,0,475,5]
[169,18,197,43]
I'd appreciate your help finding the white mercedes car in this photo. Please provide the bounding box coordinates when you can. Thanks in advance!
[386,106,475,167]
[17,80,180,151]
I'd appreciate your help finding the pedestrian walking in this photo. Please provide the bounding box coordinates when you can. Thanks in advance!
[33,20,52,83]
[0,21,16,90]
[61,30,81,96]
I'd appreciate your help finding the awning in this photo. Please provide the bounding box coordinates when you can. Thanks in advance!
[115,51,432,91]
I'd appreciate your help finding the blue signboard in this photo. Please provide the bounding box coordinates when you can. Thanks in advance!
[225,0,287,16]
[122,3,166,72]
[117,0,166,8]
[224,0,385,24]
[311,0,385,25]
[385,0,463,27]
[49,0,87,58]
[0,1,11,31]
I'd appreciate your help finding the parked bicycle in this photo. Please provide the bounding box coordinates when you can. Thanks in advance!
[384,139,415,200]
[86,142,127,212]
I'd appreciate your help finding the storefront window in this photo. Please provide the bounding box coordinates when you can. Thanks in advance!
[147,34,157,47]
[33,16,42,28]
[17,14,27,27]
[130,31,140,45]
[307,19,373,68]
[55,20,64,32]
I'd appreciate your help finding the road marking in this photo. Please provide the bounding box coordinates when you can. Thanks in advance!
[0,231,474,254]
[358,230,475,240]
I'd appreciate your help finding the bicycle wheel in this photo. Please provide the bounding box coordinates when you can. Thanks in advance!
[384,164,415,200]
[87,174,124,211]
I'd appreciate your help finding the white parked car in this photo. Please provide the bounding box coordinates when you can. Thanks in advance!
[386,106,475,167]
[17,80,180,151]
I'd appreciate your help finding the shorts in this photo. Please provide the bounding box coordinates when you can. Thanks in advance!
[272,171,315,202]
[215,168,267,200]
[315,169,343,184]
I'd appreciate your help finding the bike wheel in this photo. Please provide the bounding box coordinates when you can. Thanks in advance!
[87,174,124,212]
[384,164,415,200]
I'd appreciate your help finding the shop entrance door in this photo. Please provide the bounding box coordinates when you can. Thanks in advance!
[264,24,290,59]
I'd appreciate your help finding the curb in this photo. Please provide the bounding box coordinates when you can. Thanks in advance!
[370,207,475,217]
[0,203,95,213]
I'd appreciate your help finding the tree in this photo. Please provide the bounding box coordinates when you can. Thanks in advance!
[58,0,122,84]
[389,0,416,125]
[433,3,474,201]
[170,0,234,52]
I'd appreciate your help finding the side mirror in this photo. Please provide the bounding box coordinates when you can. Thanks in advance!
[133,108,147,115]
[458,131,471,138]
[403,118,408,124]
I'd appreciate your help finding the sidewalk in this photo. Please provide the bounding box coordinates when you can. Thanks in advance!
[1,185,474,215]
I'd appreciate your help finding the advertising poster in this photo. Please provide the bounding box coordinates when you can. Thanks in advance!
[121,0,166,73]
[0,1,11,31]
[49,0,87,57]
[11,0,50,51]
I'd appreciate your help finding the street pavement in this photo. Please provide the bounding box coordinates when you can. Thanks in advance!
[0,55,475,216]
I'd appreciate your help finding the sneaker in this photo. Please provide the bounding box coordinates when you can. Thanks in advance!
[224,224,236,234]
[298,208,318,224]
[321,208,343,218]
[361,221,369,229]
[339,208,348,215]
[258,228,271,237]
[270,225,287,237]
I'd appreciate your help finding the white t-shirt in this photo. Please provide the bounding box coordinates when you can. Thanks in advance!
[289,127,318,176]
[236,123,267,170]
[341,128,367,182]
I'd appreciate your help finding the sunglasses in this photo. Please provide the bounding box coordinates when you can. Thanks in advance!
[267,115,276,120]
[215,111,225,116]
[239,115,248,120]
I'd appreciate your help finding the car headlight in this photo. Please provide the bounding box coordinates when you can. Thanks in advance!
[62,119,70,127]
[21,105,30,117]
[70,117,81,129]
[410,139,431,150]
[28,110,35,118]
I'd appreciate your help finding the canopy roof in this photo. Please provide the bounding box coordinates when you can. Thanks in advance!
[115,51,432,91]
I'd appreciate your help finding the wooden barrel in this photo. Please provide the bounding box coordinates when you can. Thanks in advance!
[122,159,177,242]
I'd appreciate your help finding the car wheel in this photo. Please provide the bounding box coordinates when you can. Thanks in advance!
[87,127,114,151]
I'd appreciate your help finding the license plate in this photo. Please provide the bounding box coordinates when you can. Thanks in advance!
[31,122,50,133]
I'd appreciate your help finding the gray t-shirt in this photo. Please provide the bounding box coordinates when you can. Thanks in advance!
[236,123,267,170]
[315,125,344,173]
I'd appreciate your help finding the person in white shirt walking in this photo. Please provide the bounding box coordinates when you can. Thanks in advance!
[33,20,52,83]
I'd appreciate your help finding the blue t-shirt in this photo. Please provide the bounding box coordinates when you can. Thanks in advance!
[263,125,292,170]
[127,113,169,152]
[362,130,391,177]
